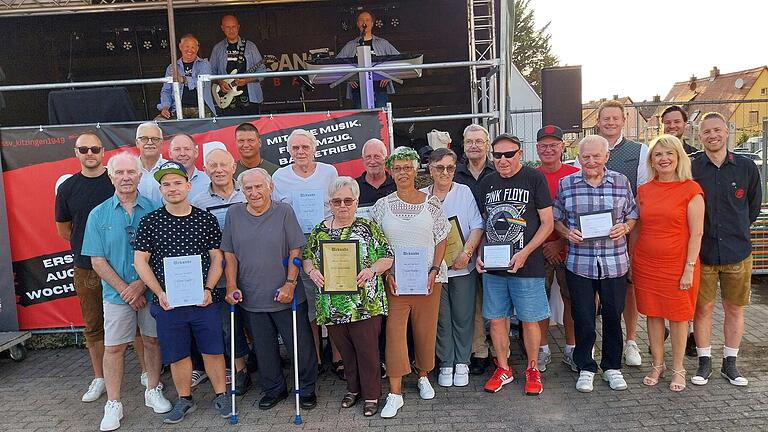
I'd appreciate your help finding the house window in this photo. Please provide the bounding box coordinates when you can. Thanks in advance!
[761,87,768,96]
[749,110,759,125]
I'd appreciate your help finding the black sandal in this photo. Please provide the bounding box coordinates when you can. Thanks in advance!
[363,400,378,417]
[341,392,359,408]
[332,360,346,381]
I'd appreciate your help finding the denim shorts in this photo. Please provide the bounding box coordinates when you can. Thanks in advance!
[482,274,551,322]
[150,303,224,364]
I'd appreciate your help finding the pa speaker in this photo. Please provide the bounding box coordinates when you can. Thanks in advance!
[541,66,582,132]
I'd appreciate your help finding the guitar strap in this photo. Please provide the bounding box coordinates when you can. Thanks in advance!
[237,38,249,104]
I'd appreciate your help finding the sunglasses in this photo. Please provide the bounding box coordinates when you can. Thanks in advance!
[431,165,456,173]
[137,136,163,144]
[492,150,520,159]
[76,146,102,154]
[125,225,136,248]
[330,198,357,207]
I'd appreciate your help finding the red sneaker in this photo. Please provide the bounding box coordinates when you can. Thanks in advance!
[524,367,543,395]
[484,366,514,393]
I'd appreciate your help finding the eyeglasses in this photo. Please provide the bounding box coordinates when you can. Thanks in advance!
[125,225,136,248]
[137,136,163,144]
[492,150,520,159]
[76,146,102,154]
[330,198,357,207]
[391,165,415,173]
[431,165,456,173]
[463,139,487,148]
[536,143,561,150]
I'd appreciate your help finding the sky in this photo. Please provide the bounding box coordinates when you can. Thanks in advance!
[531,0,767,103]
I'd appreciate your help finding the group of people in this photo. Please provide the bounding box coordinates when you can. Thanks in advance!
[157,9,399,120]
[53,99,760,430]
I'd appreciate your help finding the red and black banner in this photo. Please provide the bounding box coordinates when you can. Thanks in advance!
[0,109,389,330]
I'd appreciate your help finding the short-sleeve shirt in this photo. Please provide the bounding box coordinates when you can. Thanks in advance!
[133,206,222,304]
[272,162,339,233]
[356,173,396,207]
[54,171,115,269]
[537,164,580,257]
[220,202,307,313]
[81,193,160,304]
[477,167,552,278]
[454,159,496,204]
[235,158,279,177]
[302,218,394,326]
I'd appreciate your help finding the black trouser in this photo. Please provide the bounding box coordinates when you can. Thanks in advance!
[566,270,627,373]
[242,301,317,397]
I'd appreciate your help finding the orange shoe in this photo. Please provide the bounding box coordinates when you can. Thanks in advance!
[524,367,542,395]
[484,366,513,393]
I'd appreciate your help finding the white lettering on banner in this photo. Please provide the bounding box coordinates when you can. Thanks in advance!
[25,283,75,300]
[318,120,360,134]
[45,268,75,282]
[42,254,74,268]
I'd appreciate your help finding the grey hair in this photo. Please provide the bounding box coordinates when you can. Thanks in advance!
[328,176,360,200]
[107,152,142,176]
[287,128,318,151]
[462,124,490,141]
[135,121,162,139]
[428,147,457,164]
[237,167,272,186]
[361,138,387,155]
[578,135,609,153]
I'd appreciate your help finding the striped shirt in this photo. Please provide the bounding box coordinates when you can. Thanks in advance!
[190,182,246,230]
[553,169,638,279]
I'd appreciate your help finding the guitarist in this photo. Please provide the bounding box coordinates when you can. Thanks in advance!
[210,14,266,116]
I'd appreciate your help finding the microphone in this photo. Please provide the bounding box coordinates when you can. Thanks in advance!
[359,23,367,45]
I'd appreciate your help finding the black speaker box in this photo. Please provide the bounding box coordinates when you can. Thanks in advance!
[541,66,582,132]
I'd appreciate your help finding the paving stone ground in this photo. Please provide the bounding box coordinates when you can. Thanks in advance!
[2,280,768,432]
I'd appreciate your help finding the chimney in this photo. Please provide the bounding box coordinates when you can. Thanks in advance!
[613,94,619,100]
[710,66,720,78]
[652,95,661,102]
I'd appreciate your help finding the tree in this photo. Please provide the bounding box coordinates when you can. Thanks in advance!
[512,0,559,95]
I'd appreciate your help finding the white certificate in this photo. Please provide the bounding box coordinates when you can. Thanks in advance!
[394,247,429,295]
[483,243,512,271]
[163,255,204,308]
[292,189,325,233]
[355,206,372,220]
[578,210,614,240]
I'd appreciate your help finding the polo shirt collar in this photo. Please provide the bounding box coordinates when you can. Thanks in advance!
[208,180,241,197]
[701,151,736,167]
[358,172,394,188]
[109,193,149,209]
[457,158,494,175]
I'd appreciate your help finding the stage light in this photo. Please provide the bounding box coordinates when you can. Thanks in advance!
[105,41,115,51]
[375,18,384,29]
[390,17,400,27]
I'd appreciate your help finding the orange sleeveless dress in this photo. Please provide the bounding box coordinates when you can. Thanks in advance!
[632,179,703,321]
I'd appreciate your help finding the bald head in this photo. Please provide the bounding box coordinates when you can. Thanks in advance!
[362,138,388,177]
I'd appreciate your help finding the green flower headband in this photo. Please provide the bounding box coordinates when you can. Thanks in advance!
[385,147,419,169]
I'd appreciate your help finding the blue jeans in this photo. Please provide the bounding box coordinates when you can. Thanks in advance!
[351,89,389,109]
[482,273,550,322]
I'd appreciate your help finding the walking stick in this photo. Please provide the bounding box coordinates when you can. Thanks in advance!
[230,291,241,425]
[289,257,303,425]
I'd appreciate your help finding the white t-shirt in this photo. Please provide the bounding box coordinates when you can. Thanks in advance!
[271,162,339,233]
[420,182,484,277]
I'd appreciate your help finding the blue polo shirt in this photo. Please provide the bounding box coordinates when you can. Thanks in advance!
[82,193,160,304]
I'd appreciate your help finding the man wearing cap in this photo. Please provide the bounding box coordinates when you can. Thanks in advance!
[661,105,698,156]
[133,161,232,424]
[535,125,579,373]
[475,134,553,396]
[168,134,211,200]
[82,152,170,431]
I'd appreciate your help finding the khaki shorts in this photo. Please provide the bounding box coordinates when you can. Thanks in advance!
[544,262,570,301]
[699,255,752,306]
[103,301,157,347]
[74,267,104,346]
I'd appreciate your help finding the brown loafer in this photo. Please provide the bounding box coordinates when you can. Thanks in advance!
[363,400,378,417]
[341,392,359,408]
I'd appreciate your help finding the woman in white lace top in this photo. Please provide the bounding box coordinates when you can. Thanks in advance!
[370,147,450,419]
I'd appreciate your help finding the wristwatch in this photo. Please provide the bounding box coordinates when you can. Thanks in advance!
[285,278,297,285]
[204,287,213,292]
[368,266,377,275]
[685,261,696,268]
[464,249,473,258]
[429,266,440,274]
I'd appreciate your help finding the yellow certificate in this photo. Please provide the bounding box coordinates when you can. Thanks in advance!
[444,216,466,268]
[320,240,361,294]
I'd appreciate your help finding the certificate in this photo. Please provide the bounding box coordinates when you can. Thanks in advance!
[482,243,512,271]
[319,240,361,294]
[578,209,614,241]
[355,206,372,220]
[163,254,204,307]
[444,216,466,267]
[292,189,325,233]
[394,247,429,295]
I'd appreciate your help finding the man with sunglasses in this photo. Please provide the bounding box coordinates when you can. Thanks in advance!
[82,153,168,431]
[136,122,166,205]
[55,132,116,403]
[475,134,554,396]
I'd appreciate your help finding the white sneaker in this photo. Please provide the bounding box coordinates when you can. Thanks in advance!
[380,393,404,418]
[140,372,148,388]
[623,340,642,367]
[537,349,552,372]
[83,378,106,402]
[576,371,594,393]
[602,369,628,390]
[145,385,172,413]
[453,364,470,387]
[437,367,453,387]
[99,400,123,431]
[417,376,435,399]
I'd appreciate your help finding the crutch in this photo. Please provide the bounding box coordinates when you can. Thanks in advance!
[230,290,241,425]
[283,256,304,425]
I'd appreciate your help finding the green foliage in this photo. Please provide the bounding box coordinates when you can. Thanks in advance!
[737,132,750,146]
[512,0,559,95]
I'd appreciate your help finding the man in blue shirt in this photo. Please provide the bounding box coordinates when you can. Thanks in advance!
[337,9,400,108]
[157,34,217,119]
[168,134,210,200]
[82,152,169,431]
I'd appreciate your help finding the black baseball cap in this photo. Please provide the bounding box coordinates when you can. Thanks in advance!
[154,161,188,182]
[491,133,522,148]
[536,124,563,141]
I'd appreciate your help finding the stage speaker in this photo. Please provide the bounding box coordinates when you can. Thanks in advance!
[541,66,582,132]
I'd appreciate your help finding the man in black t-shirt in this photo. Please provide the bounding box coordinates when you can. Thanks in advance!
[55,132,115,403]
[133,161,231,424]
[356,138,396,207]
[475,134,554,396]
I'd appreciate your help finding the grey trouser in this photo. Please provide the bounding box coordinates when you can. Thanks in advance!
[437,271,478,367]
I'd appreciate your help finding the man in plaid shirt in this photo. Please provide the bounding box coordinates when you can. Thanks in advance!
[552,135,638,393]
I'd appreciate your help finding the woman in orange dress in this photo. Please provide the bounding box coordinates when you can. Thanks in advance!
[631,134,704,392]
